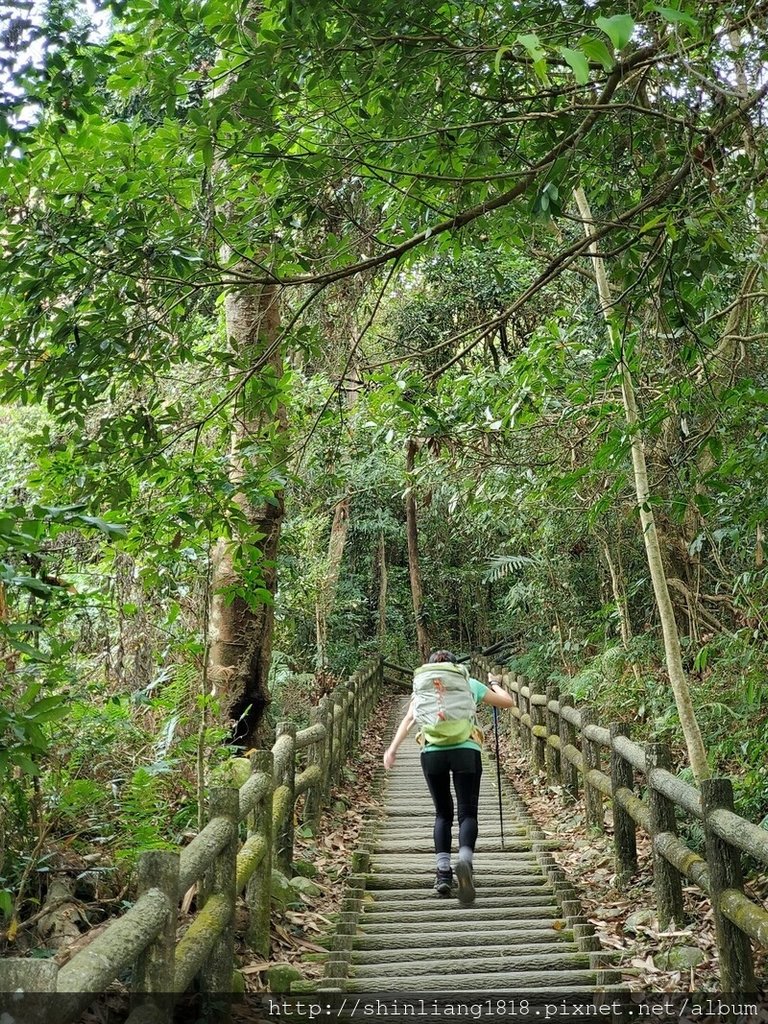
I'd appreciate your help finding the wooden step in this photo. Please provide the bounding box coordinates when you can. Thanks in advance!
[350,925,571,951]
[350,939,580,964]
[338,968,598,992]
[351,950,591,978]
[355,907,562,932]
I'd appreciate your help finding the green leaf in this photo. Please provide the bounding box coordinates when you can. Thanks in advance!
[515,32,550,82]
[7,639,51,661]
[595,14,635,50]
[0,890,12,919]
[559,47,590,84]
[493,45,514,75]
[646,3,698,26]
[579,35,615,70]
[28,696,69,722]
[75,515,127,538]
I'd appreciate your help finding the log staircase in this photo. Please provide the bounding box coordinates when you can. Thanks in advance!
[317,700,618,995]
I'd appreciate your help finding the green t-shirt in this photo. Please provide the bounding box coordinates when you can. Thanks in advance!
[421,677,487,753]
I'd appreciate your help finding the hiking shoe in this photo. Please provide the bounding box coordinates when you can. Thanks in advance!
[433,868,453,896]
[455,860,475,905]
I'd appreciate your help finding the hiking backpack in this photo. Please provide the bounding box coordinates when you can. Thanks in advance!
[412,662,478,746]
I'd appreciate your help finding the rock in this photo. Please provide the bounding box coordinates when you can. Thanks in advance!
[270,870,294,907]
[231,969,246,994]
[654,946,705,971]
[623,909,656,934]
[289,876,321,897]
[266,964,303,993]
[293,859,318,878]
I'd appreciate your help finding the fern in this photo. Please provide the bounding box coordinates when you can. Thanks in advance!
[483,553,536,583]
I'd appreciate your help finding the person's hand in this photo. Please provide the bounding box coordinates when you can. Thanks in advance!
[383,747,397,769]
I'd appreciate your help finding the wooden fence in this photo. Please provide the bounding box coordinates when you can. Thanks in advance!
[0,657,384,1022]
[470,654,768,992]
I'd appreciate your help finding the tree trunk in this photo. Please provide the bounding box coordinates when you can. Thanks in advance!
[377,530,388,641]
[601,536,643,686]
[405,438,431,661]
[574,186,710,783]
[207,269,285,747]
[315,496,351,670]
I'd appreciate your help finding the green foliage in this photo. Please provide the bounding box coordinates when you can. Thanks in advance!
[0,0,767,899]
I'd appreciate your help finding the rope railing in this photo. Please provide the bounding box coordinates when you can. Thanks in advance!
[0,656,385,1021]
[471,653,768,992]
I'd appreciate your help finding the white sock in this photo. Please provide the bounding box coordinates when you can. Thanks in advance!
[458,846,473,864]
[436,853,451,871]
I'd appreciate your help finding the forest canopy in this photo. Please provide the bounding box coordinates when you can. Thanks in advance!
[1,0,767,920]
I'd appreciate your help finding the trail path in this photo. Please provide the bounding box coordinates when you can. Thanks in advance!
[329,703,610,993]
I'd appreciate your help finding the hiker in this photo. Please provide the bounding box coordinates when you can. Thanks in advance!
[382,649,514,903]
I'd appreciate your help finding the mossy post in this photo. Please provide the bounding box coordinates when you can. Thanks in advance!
[559,694,579,802]
[646,742,684,929]
[200,787,238,1002]
[506,671,520,744]
[304,704,326,828]
[531,679,546,774]
[610,724,637,888]
[246,750,273,957]
[351,673,362,744]
[546,684,561,783]
[320,694,334,792]
[701,778,756,992]
[132,850,179,1021]
[332,689,344,780]
[581,707,603,832]
[0,958,58,1017]
[342,681,354,762]
[274,721,297,876]
[519,675,531,754]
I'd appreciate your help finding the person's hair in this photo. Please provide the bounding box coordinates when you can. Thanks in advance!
[428,650,458,664]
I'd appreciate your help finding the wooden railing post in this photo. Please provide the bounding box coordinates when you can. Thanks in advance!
[581,706,604,831]
[609,724,637,889]
[701,778,757,992]
[274,722,297,875]
[519,675,531,755]
[646,742,684,929]
[546,683,561,783]
[200,787,239,999]
[246,750,273,957]
[530,679,546,774]
[348,673,358,746]
[342,680,354,761]
[559,694,579,802]
[321,694,334,790]
[0,959,58,1020]
[506,670,520,744]
[304,704,326,828]
[132,850,179,1022]
[332,689,344,779]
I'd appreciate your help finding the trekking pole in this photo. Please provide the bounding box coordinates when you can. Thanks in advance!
[493,706,505,850]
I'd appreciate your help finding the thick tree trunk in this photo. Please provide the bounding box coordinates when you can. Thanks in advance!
[315,496,351,670]
[405,438,431,661]
[574,186,710,783]
[208,269,284,746]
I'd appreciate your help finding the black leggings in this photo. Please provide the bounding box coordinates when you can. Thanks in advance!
[421,748,482,854]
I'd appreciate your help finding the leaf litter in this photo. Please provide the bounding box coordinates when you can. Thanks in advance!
[235,694,397,992]
[496,735,768,992]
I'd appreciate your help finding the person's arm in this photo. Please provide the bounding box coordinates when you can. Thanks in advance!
[482,676,515,709]
[383,699,416,768]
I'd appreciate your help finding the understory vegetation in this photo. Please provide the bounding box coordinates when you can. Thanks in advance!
[1,0,767,948]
